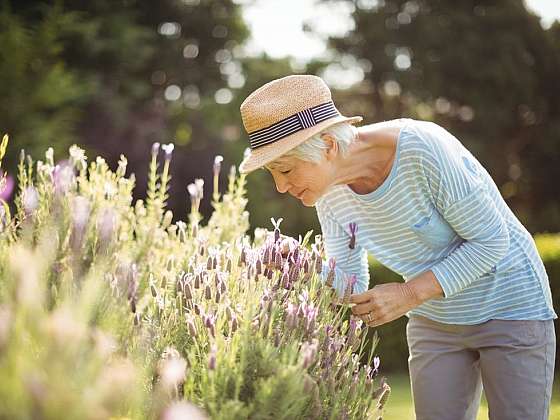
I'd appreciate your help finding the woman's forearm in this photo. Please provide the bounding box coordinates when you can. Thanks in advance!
[405,270,444,305]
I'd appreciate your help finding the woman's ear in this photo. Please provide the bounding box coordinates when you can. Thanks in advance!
[321,133,338,161]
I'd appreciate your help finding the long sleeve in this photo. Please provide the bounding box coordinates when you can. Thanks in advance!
[315,199,370,296]
[418,122,510,298]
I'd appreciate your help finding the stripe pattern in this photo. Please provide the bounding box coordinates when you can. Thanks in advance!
[315,119,557,325]
[248,101,340,149]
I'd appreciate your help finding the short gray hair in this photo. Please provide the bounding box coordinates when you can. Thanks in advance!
[266,122,356,169]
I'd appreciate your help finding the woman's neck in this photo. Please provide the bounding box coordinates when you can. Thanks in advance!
[334,124,400,194]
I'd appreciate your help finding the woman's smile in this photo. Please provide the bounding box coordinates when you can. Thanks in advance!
[296,189,306,199]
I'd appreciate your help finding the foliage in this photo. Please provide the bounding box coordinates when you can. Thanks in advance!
[1,0,251,221]
[0,142,389,419]
[0,4,91,164]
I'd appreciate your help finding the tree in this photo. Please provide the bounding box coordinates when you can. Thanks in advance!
[0,4,91,167]
[1,0,250,222]
[321,0,560,232]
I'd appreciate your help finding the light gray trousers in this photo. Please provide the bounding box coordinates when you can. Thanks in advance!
[406,315,556,420]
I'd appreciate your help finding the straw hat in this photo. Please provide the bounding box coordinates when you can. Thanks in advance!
[238,75,362,174]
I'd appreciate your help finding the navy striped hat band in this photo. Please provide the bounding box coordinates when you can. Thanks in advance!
[248,101,340,149]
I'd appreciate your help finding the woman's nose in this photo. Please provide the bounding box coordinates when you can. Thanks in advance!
[274,175,290,194]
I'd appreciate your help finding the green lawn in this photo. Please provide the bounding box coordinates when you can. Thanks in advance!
[383,373,560,420]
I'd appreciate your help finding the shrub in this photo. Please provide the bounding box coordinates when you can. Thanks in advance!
[0,137,389,419]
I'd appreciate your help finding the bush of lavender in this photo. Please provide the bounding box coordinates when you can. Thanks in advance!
[0,135,390,419]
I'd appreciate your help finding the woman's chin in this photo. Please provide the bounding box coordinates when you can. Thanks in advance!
[300,191,317,207]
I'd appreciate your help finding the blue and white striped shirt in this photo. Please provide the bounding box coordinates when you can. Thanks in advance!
[316,119,557,324]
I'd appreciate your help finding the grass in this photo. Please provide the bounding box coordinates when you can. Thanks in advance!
[383,373,560,420]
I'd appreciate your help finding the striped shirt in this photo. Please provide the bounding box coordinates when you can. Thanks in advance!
[316,118,557,324]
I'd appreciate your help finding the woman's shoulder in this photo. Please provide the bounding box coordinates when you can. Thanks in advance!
[359,118,411,139]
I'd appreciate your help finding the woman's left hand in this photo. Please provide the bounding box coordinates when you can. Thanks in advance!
[349,282,421,327]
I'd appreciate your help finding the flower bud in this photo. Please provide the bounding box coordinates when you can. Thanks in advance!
[315,256,322,274]
[162,143,175,161]
[213,155,223,178]
[151,142,160,156]
[186,316,197,337]
[208,344,217,370]
[230,315,239,333]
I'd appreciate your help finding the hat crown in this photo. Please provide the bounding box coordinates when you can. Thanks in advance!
[240,75,332,134]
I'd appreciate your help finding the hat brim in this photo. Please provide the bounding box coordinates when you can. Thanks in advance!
[239,115,363,174]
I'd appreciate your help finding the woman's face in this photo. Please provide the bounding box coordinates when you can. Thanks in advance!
[266,156,332,207]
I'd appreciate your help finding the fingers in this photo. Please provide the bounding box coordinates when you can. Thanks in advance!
[351,300,374,316]
[349,291,371,304]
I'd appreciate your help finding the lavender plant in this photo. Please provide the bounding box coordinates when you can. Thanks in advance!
[0,140,390,419]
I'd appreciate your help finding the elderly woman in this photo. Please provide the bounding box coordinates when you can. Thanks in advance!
[238,75,556,420]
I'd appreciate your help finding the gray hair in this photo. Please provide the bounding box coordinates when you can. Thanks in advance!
[266,122,357,169]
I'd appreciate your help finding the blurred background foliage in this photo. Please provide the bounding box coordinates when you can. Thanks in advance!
[1,0,559,235]
[1,0,559,373]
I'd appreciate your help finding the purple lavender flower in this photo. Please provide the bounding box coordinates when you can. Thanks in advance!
[127,263,139,312]
[230,315,239,334]
[303,258,310,274]
[208,344,217,370]
[97,206,116,246]
[304,305,318,333]
[0,171,14,201]
[349,274,357,292]
[150,282,158,298]
[373,356,380,375]
[348,222,358,249]
[52,162,75,196]
[204,313,216,338]
[204,284,212,300]
[281,272,290,290]
[22,186,39,216]
[292,246,299,264]
[264,245,273,265]
[300,339,319,369]
[71,196,91,231]
[326,257,336,287]
[184,282,193,300]
[239,247,247,266]
[285,302,298,329]
[274,248,283,269]
[270,217,283,243]
[314,253,322,274]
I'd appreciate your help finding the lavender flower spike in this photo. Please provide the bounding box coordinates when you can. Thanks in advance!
[213,155,223,178]
[208,344,217,370]
[270,217,283,243]
[151,142,161,156]
[373,356,381,375]
[162,143,175,160]
[348,222,358,249]
[326,257,336,287]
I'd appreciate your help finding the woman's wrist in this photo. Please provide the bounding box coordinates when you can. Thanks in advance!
[404,270,444,306]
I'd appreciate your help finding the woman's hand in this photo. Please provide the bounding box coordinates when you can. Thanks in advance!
[349,271,444,327]
[349,283,421,327]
